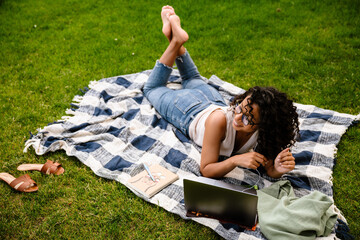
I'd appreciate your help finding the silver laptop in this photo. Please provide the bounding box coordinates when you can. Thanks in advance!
[183,177,258,229]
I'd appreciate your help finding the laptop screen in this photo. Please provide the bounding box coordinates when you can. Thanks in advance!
[183,177,258,229]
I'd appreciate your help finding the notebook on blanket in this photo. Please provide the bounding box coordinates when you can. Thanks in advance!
[183,177,258,229]
[127,164,179,198]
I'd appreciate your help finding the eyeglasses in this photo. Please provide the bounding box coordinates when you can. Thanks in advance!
[233,102,250,126]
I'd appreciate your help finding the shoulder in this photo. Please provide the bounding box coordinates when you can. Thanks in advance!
[206,109,226,125]
[205,109,227,139]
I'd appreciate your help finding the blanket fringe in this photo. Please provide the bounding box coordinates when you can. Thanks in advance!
[65,108,76,116]
[88,80,99,89]
[335,219,355,240]
[72,95,84,104]
[354,113,360,122]
[23,138,41,153]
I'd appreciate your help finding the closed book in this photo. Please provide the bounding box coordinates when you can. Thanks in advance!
[127,164,179,198]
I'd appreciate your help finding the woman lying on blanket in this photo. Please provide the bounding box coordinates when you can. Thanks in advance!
[143,6,299,179]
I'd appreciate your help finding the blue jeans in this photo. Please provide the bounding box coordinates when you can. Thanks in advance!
[143,51,227,136]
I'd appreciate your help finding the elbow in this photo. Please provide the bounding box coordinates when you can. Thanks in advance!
[200,166,220,179]
[199,166,208,177]
[200,169,212,178]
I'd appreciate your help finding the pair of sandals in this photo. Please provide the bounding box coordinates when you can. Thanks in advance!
[0,160,65,193]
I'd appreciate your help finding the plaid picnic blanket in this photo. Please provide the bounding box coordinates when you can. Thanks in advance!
[24,70,359,240]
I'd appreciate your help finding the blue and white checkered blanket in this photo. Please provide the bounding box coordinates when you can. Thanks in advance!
[24,70,359,240]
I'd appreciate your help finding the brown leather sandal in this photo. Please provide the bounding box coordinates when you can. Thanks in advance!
[0,173,38,192]
[17,160,65,175]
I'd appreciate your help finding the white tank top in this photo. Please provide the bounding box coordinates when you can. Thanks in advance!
[188,105,258,157]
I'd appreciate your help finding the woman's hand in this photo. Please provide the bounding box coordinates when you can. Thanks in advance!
[273,148,295,175]
[264,148,295,178]
[232,152,268,170]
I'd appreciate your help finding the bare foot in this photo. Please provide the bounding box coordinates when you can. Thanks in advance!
[169,14,189,45]
[161,6,175,41]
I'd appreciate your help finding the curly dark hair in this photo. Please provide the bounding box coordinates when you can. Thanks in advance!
[230,86,299,160]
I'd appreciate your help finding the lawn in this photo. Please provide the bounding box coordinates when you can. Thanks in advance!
[0,0,359,239]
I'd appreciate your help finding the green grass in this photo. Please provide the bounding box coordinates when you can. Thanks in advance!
[0,0,359,239]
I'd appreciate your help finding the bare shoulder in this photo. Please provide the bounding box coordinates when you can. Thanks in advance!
[206,109,226,125]
[205,109,227,139]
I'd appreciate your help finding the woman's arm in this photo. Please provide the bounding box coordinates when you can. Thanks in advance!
[200,111,231,178]
[200,111,267,178]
